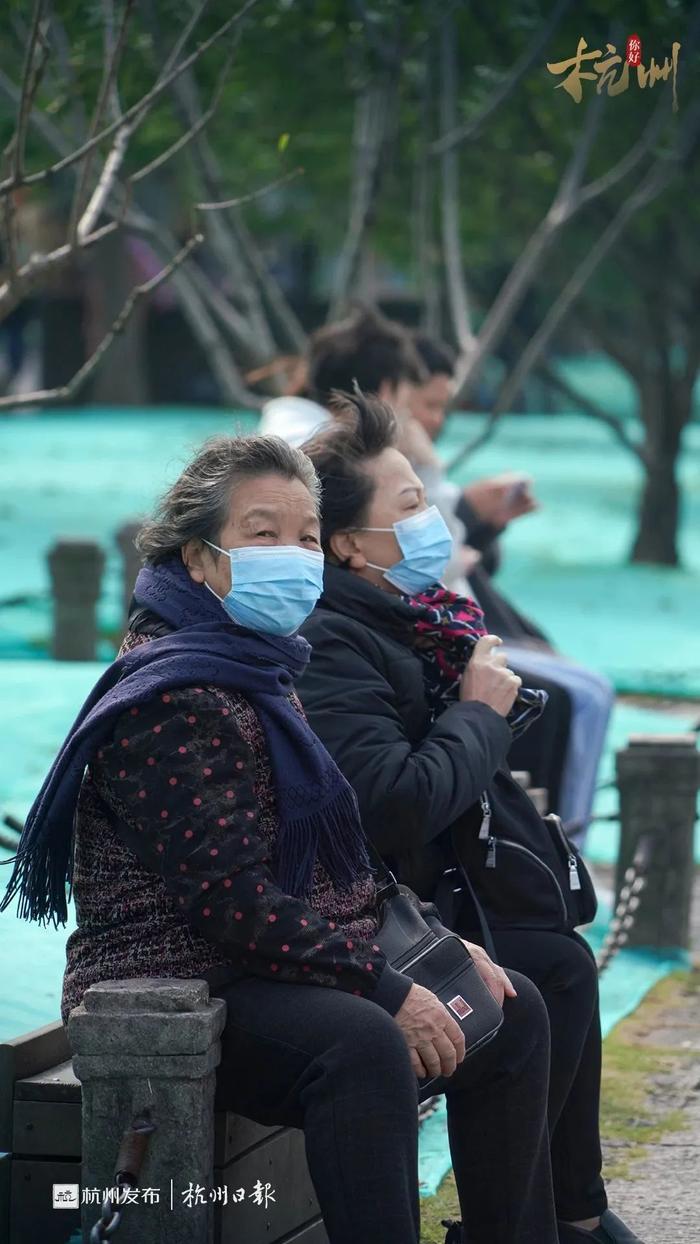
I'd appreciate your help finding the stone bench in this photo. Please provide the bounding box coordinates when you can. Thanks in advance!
[1,980,328,1244]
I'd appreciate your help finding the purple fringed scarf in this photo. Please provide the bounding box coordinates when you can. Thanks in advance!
[1,556,372,926]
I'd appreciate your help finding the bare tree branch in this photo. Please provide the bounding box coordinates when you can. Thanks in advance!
[327,76,394,321]
[432,0,576,155]
[0,0,261,197]
[130,37,237,185]
[450,84,606,400]
[447,100,700,471]
[439,12,476,358]
[13,0,50,183]
[68,0,135,244]
[0,233,204,412]
[413,28,440,333]
[0,220,119,320]
[196,168,304,211]
[535,359,649,465]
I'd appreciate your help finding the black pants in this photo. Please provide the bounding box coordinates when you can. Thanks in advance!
[212,970,559,1244]
[457,922,608,1223]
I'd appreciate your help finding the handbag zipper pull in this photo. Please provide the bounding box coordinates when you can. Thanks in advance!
[478,792,492,840]
[568,854,582,891]
[486,835,497,869]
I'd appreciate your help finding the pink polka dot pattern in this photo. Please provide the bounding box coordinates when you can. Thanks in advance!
[82,680,386,1022]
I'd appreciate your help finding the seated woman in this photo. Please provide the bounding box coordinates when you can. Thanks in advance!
[298,394,644,1244]
[3,434,557,1244]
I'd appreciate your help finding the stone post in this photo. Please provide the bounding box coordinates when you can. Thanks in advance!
[69,978,226,1244]
[615,734,699,950]
[116,520,143,628]
[47,538,105,660]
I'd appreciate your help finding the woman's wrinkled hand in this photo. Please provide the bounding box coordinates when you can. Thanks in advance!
[460,940,517,1007]
[393,982,467,1081]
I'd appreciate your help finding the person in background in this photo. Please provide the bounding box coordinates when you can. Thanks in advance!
[298,392,645,1244]
[408,332,615,841]
[259,304,424,446]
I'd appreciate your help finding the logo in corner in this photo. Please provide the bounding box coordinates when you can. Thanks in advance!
[52,1184,79,1209]
[447,995,473,1020]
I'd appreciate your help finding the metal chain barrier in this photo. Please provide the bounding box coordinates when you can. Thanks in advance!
[595,831,653,976]
[89,1109,157,1242]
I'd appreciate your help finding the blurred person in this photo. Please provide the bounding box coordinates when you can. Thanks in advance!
[409,333,615,839]
[2,433,562,1244]
[259,303,424,445]
[298,393,645,1244]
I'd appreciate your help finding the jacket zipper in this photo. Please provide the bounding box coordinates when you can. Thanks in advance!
[546,814,582,892]
[484,835,568,924]
[478,791,492,840]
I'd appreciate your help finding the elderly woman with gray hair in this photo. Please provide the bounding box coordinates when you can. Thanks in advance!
[3,434,559,1244]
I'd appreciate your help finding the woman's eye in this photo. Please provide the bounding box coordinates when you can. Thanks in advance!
[302,534,320,544]
[256,530,276,538]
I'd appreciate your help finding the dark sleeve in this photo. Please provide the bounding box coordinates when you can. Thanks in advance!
[297,617,512,858]
[93,688,411,1016]
[455,494,503,576]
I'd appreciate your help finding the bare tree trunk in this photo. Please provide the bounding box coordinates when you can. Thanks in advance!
[631,382,685,566]
[88,228,148,404]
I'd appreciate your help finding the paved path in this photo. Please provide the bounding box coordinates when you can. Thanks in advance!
[600,870,700,1244]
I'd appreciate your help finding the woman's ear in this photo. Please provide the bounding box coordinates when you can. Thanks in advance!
[329,530,367,569]
[182,538,207,583]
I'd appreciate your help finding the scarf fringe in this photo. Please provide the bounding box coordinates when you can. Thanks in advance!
[0,832,71,927]
[274,786,373,899]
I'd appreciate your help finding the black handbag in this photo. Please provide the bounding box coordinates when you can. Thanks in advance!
[369,843,504,1092]
[451,773,598,935]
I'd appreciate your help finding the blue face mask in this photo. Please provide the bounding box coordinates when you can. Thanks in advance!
[359,504,454,596]
[204,542,324,636]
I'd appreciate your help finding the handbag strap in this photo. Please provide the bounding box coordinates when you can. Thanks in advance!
[365,834,499,965]
[364,835,401,903]
[451,861,499,964]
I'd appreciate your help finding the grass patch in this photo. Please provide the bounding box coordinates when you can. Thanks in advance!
[419,971,699,1239]
[599,971,695,1178]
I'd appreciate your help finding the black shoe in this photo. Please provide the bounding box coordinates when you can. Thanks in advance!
[441,1218,463,1244]
[558,1209,646,1244]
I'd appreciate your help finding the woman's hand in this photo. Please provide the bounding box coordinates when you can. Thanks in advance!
[459,634,522,716]
[460,940,517,1007]
[393,982,467,1081]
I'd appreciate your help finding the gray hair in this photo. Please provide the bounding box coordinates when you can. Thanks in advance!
[136,434,321,564]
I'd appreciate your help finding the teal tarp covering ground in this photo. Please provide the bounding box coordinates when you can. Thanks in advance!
[1,406,699,694]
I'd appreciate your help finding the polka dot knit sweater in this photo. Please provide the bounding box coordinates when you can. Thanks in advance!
[61,631,427,1025]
